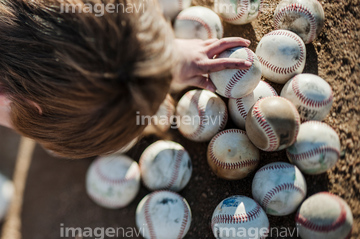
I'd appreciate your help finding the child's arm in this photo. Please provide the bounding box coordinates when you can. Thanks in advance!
[172,37,252,92]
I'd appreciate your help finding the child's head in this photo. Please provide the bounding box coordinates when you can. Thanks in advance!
[0,0,174,158]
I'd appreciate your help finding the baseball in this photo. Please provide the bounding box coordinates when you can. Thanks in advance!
[207,129,260,180]
[174,6,224,40]
[214,0,262,25]
[136,191,192,239]
[176,89,228,142]
[295,192,353,239]
[158,0,192,20]
[211,195,269,239]
[255,29,306,84]
[144,94,175,135]
[245,96,300,151]
[114,137,139,154]
[280,73,334,121]
[0,173,14,221]
[209,47,262,99]
[286,121,340,174]
[228,80,278,129]
[274,0,325,44]
[86,154,140,209]
[139,140,192,192]
[252,162,307,216]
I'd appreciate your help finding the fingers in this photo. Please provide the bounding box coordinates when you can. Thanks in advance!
[200,58,252,74]
[186,76,216,92]
[206,37,251,58]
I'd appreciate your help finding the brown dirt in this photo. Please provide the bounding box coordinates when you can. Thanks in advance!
[7,0,358,238]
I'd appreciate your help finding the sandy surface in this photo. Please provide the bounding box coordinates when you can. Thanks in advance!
[0,0,357,238]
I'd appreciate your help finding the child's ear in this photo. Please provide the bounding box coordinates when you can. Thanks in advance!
[0,94,12,128]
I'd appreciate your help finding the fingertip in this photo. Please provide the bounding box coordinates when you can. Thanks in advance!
[245,61,252,67]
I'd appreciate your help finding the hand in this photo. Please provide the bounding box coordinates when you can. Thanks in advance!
[172,37,252,92]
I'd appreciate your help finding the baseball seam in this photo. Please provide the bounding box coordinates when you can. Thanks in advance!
[235,82,278,120]
[236,98,248,119]
[219,107,228,131]
[211,203,262,229]
[144,194,157,239]
[95,159,139,185]
[257,163,294,173]
[181,92,207,140]
[274,3,317,43]
[209,129,259,170]
[262,183,306,210]
[220,0,248,22]
[252,97,278,151]
[176,15,213,39]
[224,48,254,98]
[295,192,347,232]
[165,150,185,190]
[258,31,305,75]
[178,0,183,11]
[292,75,334,108]
[178,200,190,239]
[287,145,340,161]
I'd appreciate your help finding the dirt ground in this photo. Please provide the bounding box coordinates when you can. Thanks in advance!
[0,0,358,238]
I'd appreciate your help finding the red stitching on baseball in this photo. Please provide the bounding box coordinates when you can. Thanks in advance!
[178,199,190,239]
[235,81,278,120]
[95,158,138,185]
[211,203,262,230]
[252,97,278,151]
[219,107,228,130]
[287,145,340,161]
[224,48,254,98]
[181,92,207,140]
[257,163,294,173]
[292,75,334,108]
[165,150,185,189]
[144,194,157,239]
[176,15,212,39]
[262,183,306,210]
[258,31,305,75]
[178,0,183,11]
[295,192,348,232]
[220,0,248,22]
[208,129,258,169]
[274,3,317,43]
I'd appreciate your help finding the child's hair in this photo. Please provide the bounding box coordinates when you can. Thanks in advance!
[0,0,174,158]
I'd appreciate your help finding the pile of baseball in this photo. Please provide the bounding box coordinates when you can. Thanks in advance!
[84,1,354,239]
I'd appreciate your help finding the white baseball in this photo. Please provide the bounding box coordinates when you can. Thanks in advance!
[144,94,175,135]
[207,129,260,180]
[214,0,262,25]
[209,47,262,99]
[255,30,306,84]
[0,173,14,221]
[176,89,228,142]
[86,154,140,209]
[245,96,301,151]
[274,0,325,44]
[136,191,192,239]
[295,192,353,239]
[158,0,192,20]
[286,121,340,175]
[174,6,224,40]
[280,73,333,121]
[139,140,192,192]
[252,162,307,216]
[211,195,269,239]
[228,81,278,129]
